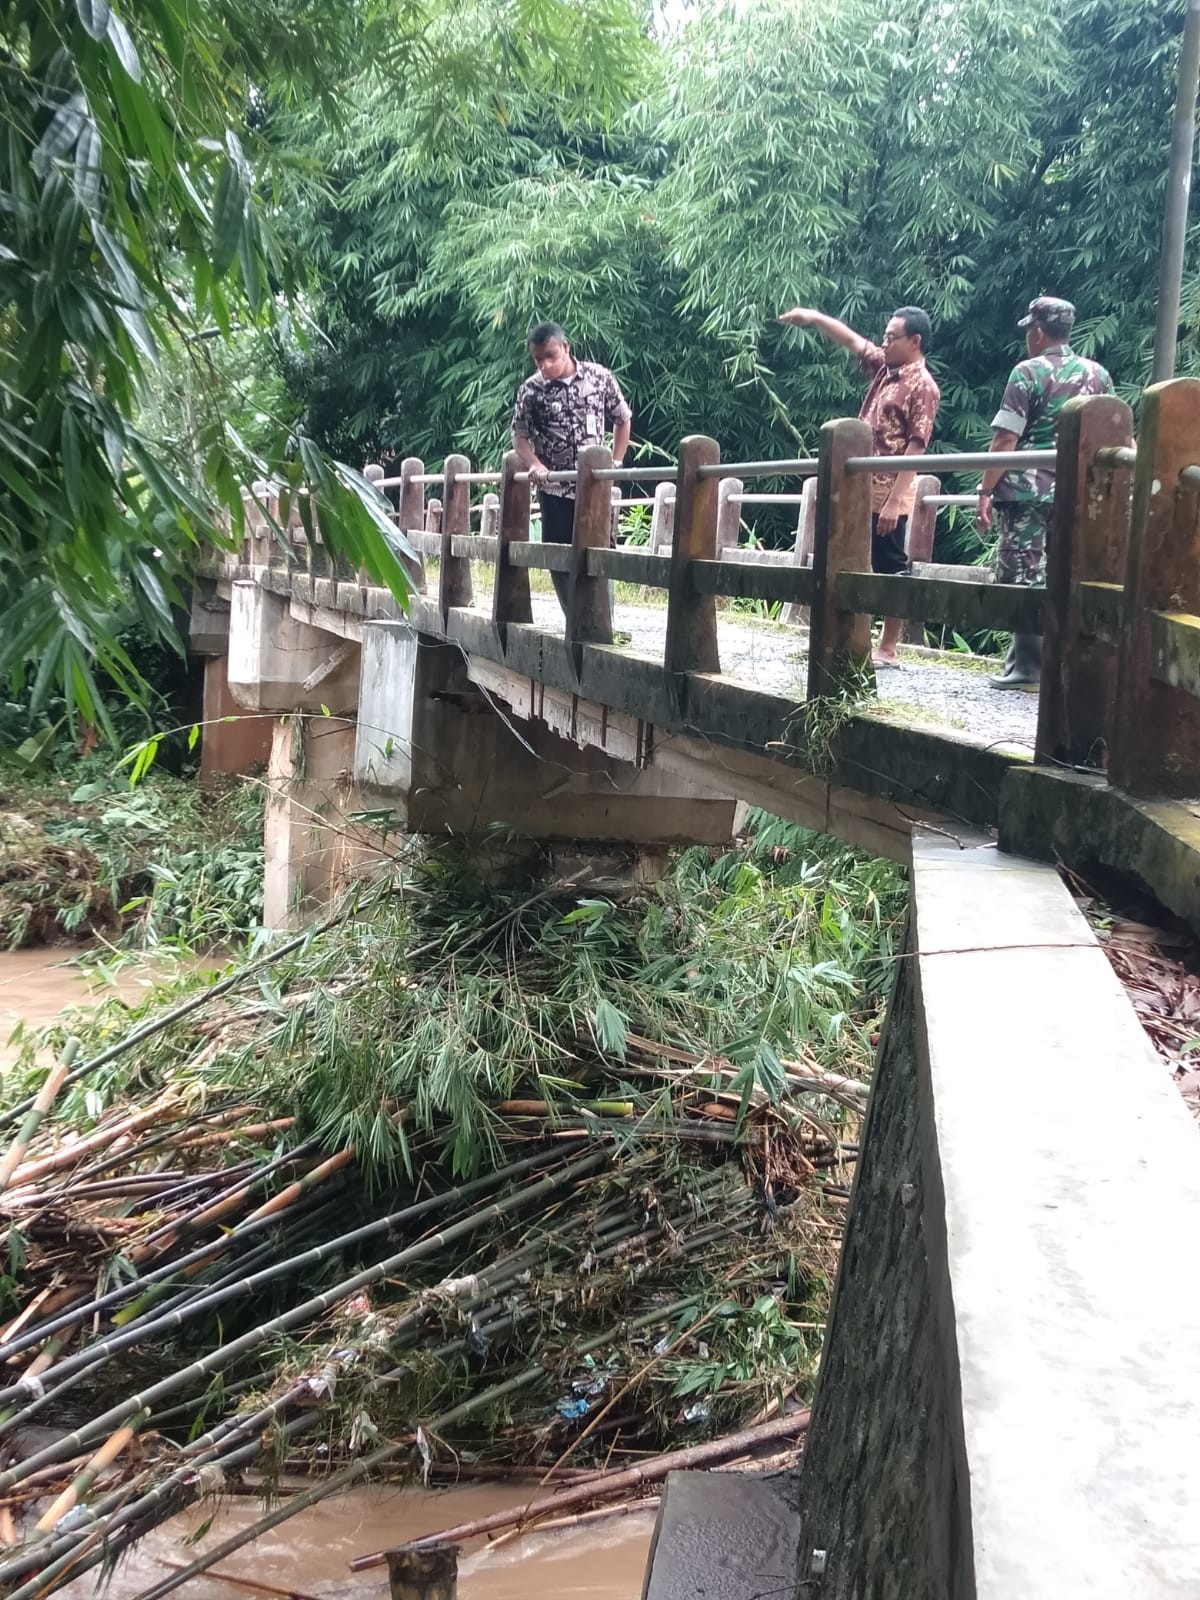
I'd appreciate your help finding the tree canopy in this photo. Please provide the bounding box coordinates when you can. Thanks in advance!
[0,0,650,729]
[286,0,1193,470]
[1,0,1193,726]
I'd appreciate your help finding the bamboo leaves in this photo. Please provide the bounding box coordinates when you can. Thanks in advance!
[74,0,110,39]
[593,995,628,1061]
[211,161,246,280]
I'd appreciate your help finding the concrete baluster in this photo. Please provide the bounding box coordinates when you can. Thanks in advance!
[1035,395,1134,770]
[565,443,615,670]
[783,476,817,627]
[665,435,721,678]
[1109,377,1200,795]
[715,476,743,555]
[480,492,500,539]
[896,473,939,643]
[439,455,474,628]
[358,463,384,587]
[649,481,676,555]
[905,475,939,566]
[287,491,309,571]
[493,449,533,640]
[399,457,425,541]
[807,418,874,700]
[395,456,427,594]
[247,480,268,567]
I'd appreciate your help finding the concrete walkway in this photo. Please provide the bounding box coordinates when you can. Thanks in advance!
[526,594,1039,756]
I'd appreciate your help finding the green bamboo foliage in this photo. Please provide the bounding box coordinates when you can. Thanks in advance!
[0,0,650,722]
[0,823,897,1597]
[284,0,1193,525]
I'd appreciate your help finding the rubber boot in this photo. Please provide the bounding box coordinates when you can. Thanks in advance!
[989,632,1042,690]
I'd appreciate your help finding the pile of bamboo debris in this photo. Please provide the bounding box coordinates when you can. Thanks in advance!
[0,835,895,1596]
[1075,884,1200,1116]
[0,1058,852,1598]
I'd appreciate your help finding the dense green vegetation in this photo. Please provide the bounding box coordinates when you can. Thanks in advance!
[13,816,904,1171]
[281,0,1192,484]
[0,822,902,1596]
[2,0,1193,726]
[0,757,263,948]
[0,0,648,721]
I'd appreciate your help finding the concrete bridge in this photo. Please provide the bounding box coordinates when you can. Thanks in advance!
[191,377,1200,1598]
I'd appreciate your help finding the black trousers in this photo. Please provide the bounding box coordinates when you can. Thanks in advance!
[538,491,575,609]
[871,512,910,575]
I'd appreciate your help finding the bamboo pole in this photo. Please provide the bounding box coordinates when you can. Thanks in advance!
[152,1559,321,1600]
[238,1147,356,1224]
[352,1410,811,1568]
[0,1152,608,1491]
[489,1493,660,1546]
[0,1146,563,1367]
[130,1142,342,1263]
[0,1039,80,1195]
[117,1299,702,1600]
[5,1089,181,1190]
[0,1262,706,1597]
[34,1409,151,1532]
[0,1388,316,1591]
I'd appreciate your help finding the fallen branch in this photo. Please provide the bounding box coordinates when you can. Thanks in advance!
[0,1040,80,1196]
[350,1409,812,1569]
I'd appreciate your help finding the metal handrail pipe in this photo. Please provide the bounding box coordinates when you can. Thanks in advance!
[514,469,577,484]
[845,450,1056,475]
[728,493,809,506]
[920,494,977,507]
[695,458,818,481]
[592,465,679,483]
[376,470,501,489]
[1093,446,1137,472]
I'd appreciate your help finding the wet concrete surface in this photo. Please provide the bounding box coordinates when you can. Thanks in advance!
[522,594,1039,756]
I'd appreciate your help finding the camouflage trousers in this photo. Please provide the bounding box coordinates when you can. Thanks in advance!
[995,501,1053,588]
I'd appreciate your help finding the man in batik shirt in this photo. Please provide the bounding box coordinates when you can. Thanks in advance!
[511,321,632,611]
[779,304,940,667]
[976,296,1114,690]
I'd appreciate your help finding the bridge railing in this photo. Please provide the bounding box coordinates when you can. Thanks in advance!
[233,378,1200,801]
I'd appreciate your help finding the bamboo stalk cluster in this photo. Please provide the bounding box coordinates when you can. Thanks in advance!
[0,830,894,1595]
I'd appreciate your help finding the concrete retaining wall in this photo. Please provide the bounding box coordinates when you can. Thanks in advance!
[799,835,1200,1598]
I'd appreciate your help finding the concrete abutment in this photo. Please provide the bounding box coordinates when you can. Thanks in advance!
[792,835,1200,1598]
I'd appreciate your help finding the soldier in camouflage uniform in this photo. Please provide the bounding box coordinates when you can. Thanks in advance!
[976,296,1114,689]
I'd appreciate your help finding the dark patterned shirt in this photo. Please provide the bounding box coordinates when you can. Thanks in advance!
[511,361,632,498]
[992,344,1114,502]
[857,345,941,514]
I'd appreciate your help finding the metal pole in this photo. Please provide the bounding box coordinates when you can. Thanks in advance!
[1152,0,1200,382]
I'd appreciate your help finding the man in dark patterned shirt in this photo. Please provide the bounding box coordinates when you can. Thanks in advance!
[779,304,940,667]
[511,322,632,611]
[976,296,1114,689]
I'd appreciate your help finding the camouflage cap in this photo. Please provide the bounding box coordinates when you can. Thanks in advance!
[1018,296,1076,334]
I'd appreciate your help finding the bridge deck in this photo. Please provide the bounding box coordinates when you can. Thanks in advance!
[523,590,1039,755]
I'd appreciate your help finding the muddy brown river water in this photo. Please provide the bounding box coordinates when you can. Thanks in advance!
[0,949,655,1598]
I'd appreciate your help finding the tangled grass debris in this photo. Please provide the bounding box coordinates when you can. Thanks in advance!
[0,761,263,952]
[0,818,904,1595]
